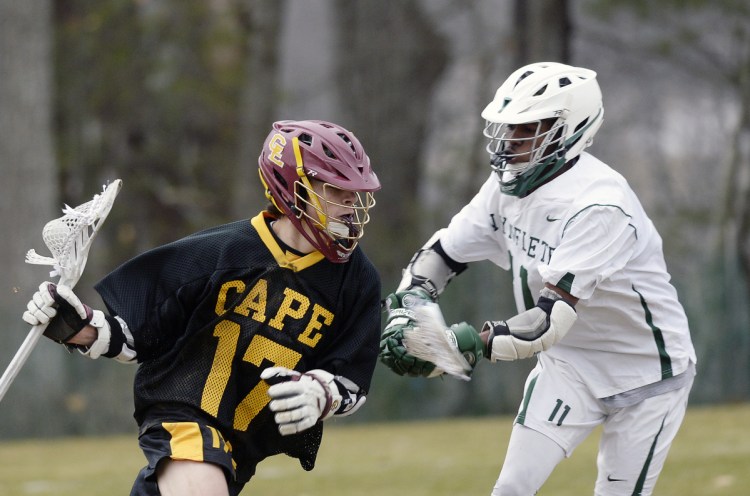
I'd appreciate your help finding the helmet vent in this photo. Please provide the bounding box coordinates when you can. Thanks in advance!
[322,144,336,159]
[574,118,589,133]
[559,77,572,87]
[336,132,356,154]
[515,70,534,87]
[568,118,590,148]
[298,133,313,146]
[533,84,548,96]
[273,170,288,189]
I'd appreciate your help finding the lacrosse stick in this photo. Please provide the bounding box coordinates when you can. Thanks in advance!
[0,179,122,402]
[402,301,473,381]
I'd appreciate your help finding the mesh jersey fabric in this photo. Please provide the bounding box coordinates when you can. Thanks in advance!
[95,212,382,481]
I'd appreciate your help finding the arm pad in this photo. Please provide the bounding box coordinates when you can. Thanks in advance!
[484,291,577,361]
[396,234,467,299]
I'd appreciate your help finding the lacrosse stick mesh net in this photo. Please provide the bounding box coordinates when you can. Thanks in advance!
[403,302,473,381]
[25,180,122,284]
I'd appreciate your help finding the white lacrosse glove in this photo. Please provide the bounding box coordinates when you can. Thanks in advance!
[23,281,60,327]
[22,282,112,358]
[261,367,343,436]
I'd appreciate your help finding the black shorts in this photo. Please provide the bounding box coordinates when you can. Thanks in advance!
[129,410,244,496]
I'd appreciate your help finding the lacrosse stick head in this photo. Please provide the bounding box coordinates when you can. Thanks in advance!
[403,301,473,381]
[25,180,122,287]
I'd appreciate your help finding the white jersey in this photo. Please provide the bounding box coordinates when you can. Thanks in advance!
[438,152,696,398]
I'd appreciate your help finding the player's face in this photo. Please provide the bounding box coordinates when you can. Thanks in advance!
[504,120,553,164]
[304,179,363,239]
[291,177,374,259]
[310,180,357,218]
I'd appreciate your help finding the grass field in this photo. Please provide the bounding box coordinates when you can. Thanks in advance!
[0,403,748,495]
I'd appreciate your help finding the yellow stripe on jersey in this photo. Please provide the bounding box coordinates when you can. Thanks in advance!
[163,422,204,462]
[251,212,325,271]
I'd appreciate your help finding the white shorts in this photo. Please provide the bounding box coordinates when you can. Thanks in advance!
[508,353,694,495]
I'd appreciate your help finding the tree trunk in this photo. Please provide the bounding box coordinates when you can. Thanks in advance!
[514,0,571,66]
[0,0,69,437]
[233,0,285,219]
[332,0,449,277]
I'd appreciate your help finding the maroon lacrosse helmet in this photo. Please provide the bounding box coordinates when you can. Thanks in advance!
[258,120,380,263]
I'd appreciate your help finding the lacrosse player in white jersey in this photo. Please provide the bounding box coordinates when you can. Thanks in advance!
[379,62,697,495]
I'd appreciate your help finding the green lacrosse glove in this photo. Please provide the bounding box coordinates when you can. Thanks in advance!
[449,322,486,369]
[379,289,438,377]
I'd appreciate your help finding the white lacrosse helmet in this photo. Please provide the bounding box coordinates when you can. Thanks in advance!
[481,62,604,197]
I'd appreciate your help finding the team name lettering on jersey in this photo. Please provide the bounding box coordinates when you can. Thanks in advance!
[214,279,333,349]
[202,278,335,431]
[491,213,556,263]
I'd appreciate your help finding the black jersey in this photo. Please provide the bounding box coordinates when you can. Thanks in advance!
[95,212,381,481]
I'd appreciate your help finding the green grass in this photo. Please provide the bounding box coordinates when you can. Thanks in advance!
[0,403,748,495]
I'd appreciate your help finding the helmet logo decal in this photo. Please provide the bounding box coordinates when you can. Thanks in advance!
[268,133,287,167]
[258,119,381,263]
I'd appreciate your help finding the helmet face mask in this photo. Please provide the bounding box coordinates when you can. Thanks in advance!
[484,118,566,175]
[294,179,376,260]
[481,62,604,197]
[258,120,380,263]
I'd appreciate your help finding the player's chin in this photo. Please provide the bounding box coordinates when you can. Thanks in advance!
[505,154,528,165]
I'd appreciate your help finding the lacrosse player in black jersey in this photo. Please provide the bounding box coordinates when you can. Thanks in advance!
[23,120,382,496]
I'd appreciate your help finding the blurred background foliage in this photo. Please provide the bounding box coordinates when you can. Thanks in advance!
[0,0,748,438]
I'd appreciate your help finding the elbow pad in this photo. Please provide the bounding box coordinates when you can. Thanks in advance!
[484,290,577,361]
[397,234,467,299]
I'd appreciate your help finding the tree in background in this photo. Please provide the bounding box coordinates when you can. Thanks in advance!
[0,0,73,436]
[232,0,284,219]
[332,0,449,278]
[55,0,248,259]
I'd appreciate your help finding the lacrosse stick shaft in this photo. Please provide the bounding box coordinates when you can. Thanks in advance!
[0,271,78,402]
[0,325,47,401]
[0,272,79,402]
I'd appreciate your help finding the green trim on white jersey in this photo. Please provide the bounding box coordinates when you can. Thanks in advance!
[632,284,673,380]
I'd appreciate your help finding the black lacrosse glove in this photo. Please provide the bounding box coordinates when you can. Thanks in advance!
[23,282,94,343]
[45,285,94,343]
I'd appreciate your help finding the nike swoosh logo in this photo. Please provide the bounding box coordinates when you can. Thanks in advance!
[546,215,560,222]
[607,475,626,482]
